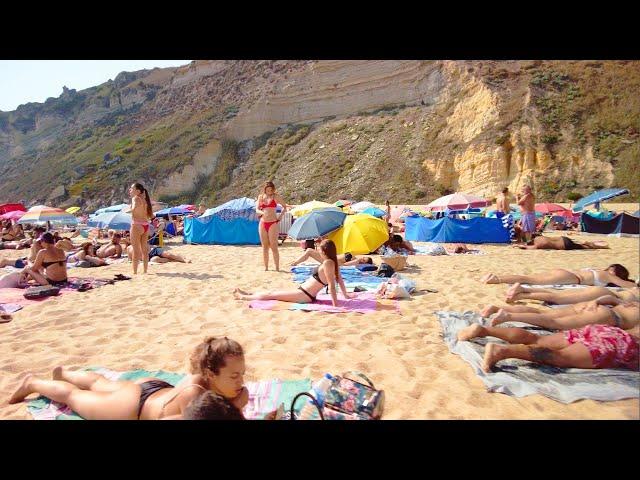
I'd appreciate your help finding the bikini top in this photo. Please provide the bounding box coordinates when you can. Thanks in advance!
[42,259,65,268]
[311,266,329,287]
[259,197,277,210]
[158,383,207,419]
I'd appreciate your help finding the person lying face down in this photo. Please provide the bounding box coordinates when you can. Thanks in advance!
[8,336,250,420]
[290,241,374,267]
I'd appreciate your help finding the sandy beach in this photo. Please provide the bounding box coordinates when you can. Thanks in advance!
[0,203,638,420]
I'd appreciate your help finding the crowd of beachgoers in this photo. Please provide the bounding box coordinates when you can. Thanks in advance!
[0,181,638,420]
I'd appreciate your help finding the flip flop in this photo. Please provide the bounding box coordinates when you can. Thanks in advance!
[1,314,12,324]
[114,274,132,281]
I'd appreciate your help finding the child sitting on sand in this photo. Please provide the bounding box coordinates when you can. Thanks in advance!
[9,336,250,420]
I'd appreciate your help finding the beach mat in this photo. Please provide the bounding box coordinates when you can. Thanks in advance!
[436,311,639,403]
[0,277,117,308]
[291,265,385,291]
[26,367,311,420]
[0,303,22,314]
[250,291,401,314]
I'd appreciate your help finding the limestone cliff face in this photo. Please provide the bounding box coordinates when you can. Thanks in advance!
[0,60,638,206]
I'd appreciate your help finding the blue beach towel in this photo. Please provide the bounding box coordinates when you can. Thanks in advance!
[291,265,386,290]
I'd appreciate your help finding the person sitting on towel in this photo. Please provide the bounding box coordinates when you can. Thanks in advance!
[234,239,355,307]
[21,232,68,286]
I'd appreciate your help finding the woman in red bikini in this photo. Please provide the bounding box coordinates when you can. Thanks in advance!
[127,182,154,275]
[256,181,287,271]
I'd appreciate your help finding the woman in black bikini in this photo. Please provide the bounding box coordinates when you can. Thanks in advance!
[9,337,250,420]
[21,232,68,286]
[515,235,609,250]
[234,239,354,307]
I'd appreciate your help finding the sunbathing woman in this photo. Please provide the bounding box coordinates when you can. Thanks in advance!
[96,233,123,259]
[256,181,287,271]
[485,295,639,331]
[514,235,609,250]
[234,239,354,307]
[8,336,250,420]
[127,182,154,275]
[457,322,639,372]
[290,246,374,267]
[68,242,107,267]
[503,283,640,305]
[481,263,636,288]
[21,232,68,286]
[1,222,24,241]
[52,232,74,251]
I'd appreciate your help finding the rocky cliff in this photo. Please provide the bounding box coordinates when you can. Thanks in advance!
[1,60,638,209]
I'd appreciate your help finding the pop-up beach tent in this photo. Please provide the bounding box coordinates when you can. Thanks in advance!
[405,216,511,243]
[183,197,260,245]
[581,212,639,236]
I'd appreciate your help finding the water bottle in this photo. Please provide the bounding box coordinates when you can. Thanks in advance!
[297,373,333,420]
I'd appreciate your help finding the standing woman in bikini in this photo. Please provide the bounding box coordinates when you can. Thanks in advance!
[256,181,287,271]
[9,337,250,420]
[127,182,154,275]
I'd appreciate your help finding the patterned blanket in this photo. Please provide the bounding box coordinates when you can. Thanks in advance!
[436,310,639,403]
[27,367,311,420]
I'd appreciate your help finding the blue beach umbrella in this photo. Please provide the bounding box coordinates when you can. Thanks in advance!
[361,207,387,218]
[572,188,630,213]
[155,206,193,216]
[287,208,347,240]
[88,211,132,230]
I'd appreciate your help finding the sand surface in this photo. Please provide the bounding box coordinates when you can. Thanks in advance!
[1,204,638,419]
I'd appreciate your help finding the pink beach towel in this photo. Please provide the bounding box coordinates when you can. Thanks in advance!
[249,291,401,314]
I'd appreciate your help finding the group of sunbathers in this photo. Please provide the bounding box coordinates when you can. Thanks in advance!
[464,265,640,372]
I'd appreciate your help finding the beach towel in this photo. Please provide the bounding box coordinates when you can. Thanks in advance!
[0,277,115,308]
[26,367,311,420]
[291,265,386,291]
[0,303,22,314]
[413,243,485,255]
[436,311,639,403]
[250,291,401,314]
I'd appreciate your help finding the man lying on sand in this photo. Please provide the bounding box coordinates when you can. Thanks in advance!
[457,322,639,372]
[126,244,190,264]
[514,235,609,250]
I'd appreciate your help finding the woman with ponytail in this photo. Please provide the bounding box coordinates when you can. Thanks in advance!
[233,239,354,307]
[128,182,154,275]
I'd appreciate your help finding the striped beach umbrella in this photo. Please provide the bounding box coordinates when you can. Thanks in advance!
[17,206,78,225]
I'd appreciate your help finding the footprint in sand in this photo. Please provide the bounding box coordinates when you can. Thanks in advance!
[272,336,287,344]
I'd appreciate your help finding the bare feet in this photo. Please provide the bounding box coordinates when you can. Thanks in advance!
[490,309,511,327]
[481,273,499,284]
[457,323,485,342]
[233,288,250,300]
[505,283,525,302]
[8,374,34,404]
[480,305,500,317]
[482,343,507,372]
[52,366,64,381]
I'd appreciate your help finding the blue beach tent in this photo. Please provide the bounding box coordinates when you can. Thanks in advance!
[571,188,629,213]
[405,216,511,243]
[183,197,260,245]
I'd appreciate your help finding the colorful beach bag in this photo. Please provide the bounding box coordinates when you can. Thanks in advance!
[288,372,384,420]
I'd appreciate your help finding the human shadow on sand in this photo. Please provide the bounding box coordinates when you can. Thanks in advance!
[154,272,223,280]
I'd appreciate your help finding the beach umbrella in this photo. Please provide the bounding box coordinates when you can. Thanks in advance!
[65,206,81,214]
[334,199,353,208]
[88,211,132,230]
[426,192,490,211]
[350,201,376,212]
[0,203,26,215]
[0,210,26,221]
[361,207,387,218]
[535,203,569,215]
[177,204,196,211]
[94,203,129,215]
[287,208,347,240]
[327,213,389,255]
[155,206,194,216]
[290,200,338,218]
[17,206,78,225]
[632,210,640,218]
[571,188,629,213]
